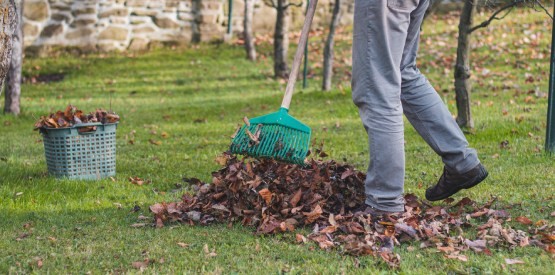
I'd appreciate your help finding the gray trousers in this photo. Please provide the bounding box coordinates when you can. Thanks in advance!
[352,0,480,212]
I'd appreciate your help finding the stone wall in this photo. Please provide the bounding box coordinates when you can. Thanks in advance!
[22,0,354,53]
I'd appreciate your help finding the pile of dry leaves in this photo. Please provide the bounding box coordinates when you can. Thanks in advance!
[34,104,119,130]
[149,153,554,268]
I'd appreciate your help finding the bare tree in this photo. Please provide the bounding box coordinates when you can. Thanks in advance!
[0,0,17,88]
[264,0,301,78]
[454,0,552,129]
[454,0,476,129]
[244,0,256,61]
[322,0,342,91]
[4,0,22,115]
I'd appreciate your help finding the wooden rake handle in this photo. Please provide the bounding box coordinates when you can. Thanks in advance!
[281,0,318,110]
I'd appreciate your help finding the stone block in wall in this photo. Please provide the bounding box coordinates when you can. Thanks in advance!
[130,8,159,16]
[72,5,97,16]
[129,16,151,25]
[147,1,165,9]
[51,11,73,23]
[110,17,128,24]
[40,23,64,37]
[177,12,194,21]
[128,37,149,51]
[99,8,129,18]
[199,12,221,24]
[97,41,123,52]
[24,0,50,22]
[66,28,94,40]
[133,25,156,34]
[98,26,129,41]
[178,1,192,12]
[23,22,40,37]
[153,15,180,29]
[166,0,180,8]
[201,1,222,11]
[125,0,148,7]
[96,18,110,28]
[163,7,177,13]
[51,2,70,12]
[71,15,97,27]
[165,31,193,44]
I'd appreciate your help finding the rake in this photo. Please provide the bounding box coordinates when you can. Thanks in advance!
[230,0,318,165]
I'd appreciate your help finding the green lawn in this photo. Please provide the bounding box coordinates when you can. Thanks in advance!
[1,9,554,274]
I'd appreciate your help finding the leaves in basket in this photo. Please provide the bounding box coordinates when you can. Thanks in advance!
[34,105,120,130]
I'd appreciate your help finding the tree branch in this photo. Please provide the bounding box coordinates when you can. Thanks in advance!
[284,1,303,9]
[263,0,277,9]
[469,0,553,34]
[468,0,524,34]
[533,0,553,20]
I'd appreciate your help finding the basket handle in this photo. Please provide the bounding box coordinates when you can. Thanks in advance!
[74,122,102,135]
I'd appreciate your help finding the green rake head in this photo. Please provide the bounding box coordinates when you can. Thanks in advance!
[230,108,311,165]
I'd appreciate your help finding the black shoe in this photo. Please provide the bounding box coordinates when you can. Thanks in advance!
[425,163,488,201]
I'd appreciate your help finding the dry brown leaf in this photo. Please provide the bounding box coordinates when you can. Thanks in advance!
[289,188,302,207]
[445,253,468,262]
[245,129,258,144]
[515,216,533,225]
[132,261,147,269]
[230,124,241,139]
[505,258,525,265]
[129,176,150,186]
[296,234,308,243]
[258,188,273,205]
[177,242,189,248]
[303,205,323,224]
[215,154,228,166]
[203,244,217,257]
[243,116,250,126]
[150,203,164,214]
[131,223,147,228]
[149,139,162,145]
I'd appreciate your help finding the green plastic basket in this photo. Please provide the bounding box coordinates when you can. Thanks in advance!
[40,122,118,180]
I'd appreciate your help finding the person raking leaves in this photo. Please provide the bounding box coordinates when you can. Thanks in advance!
[351,0,488,215]
[231,0,488,217]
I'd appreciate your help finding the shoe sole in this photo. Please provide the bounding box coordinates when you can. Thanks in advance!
[426,167,489,202]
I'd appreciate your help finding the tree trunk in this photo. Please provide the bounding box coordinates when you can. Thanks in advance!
[274,0,290,78]
[454,0,476,129]
[4,0,22,115]
[322,0,341,91]
[244,0,256,61]
[0,0,17,89]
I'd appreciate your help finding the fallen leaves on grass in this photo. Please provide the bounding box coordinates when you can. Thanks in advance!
[149,152,555,269]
